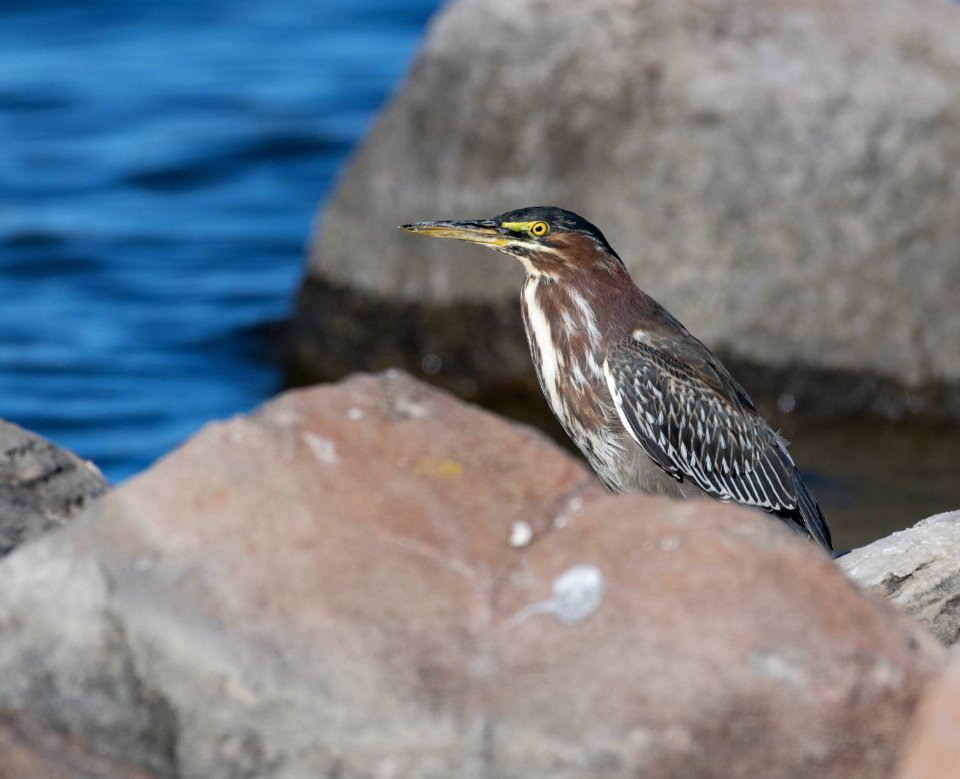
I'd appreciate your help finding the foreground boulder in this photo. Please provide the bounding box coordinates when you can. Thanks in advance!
[297,0,960,419]
[839,511,960,645]
[0,419,108,556]
[895,647,960,779]
[0,373,945,778]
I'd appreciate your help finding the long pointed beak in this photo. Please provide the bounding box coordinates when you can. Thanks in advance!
[398,219,510,248]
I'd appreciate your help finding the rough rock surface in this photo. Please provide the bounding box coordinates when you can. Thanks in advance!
[895,647,960,779]
[297,0,960,418]
[838,511,960,645]
[0,419,108,556]
[0,710,157,779]
[0,373,945,778]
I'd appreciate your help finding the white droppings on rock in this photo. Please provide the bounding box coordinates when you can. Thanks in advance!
[269,408,301,428]
[750,652,806,686]
[661,535,680,551]
[347,407,364,421]
[552,565,605,623]
[303,432,339,465]
[393,396,430,419]
[507,564,605,628]
[510,521,533,547]
[553,496,584,529]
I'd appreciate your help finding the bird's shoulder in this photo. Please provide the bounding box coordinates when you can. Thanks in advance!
[601,309,792,483]
[612,303,757,414]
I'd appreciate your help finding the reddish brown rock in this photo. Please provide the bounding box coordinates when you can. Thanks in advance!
[0,373,945,778]
[895,649,960,779]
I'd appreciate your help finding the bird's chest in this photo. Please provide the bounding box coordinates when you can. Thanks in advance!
[520,278,614,438]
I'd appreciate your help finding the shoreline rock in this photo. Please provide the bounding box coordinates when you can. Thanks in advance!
[0,373,947,778]
[0,419,108,556]
[838,511,960,646]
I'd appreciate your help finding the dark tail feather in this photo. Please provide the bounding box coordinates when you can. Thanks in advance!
[796,476,833,552]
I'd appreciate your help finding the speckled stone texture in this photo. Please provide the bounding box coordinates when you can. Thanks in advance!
[0,710,158,779]
[839,511,960,645]
[0,419,108,555]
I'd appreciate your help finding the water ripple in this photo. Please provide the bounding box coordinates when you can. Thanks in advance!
[0,0,442,482]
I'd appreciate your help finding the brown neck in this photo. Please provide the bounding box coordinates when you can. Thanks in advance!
[531,260,657,347]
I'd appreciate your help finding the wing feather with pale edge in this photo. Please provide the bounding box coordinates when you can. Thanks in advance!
[602,335,831,548]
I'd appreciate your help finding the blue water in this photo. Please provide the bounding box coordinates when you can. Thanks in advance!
[0,0,442,482]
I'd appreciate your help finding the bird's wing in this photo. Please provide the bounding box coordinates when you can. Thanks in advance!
[602,334,824,538]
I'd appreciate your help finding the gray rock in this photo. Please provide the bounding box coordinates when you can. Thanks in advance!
[0,709,159,779]
[0,374,945,778]
[0,419,108,555]
[838,511,960,645]
[296,0,960,418]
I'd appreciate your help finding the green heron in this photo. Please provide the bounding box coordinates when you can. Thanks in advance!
[400,207,832,551]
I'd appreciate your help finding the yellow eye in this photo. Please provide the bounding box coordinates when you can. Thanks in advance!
[529,221,549,237]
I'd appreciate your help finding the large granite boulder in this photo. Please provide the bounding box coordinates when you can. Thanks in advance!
[0,419,108,556]
[0,373,944,778]
[296,0,960,419]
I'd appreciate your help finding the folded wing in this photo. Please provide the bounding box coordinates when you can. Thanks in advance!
[603,334,831,549]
